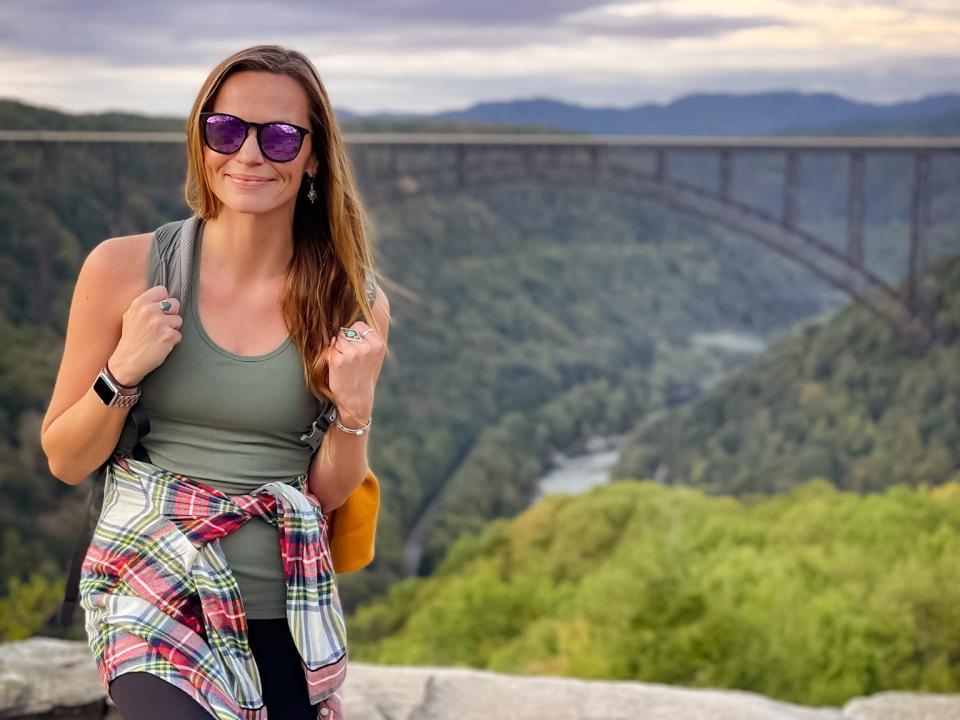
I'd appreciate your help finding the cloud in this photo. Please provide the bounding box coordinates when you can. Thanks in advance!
[0,0,957,114]
[568,12,789,38]
[0,0,785,66]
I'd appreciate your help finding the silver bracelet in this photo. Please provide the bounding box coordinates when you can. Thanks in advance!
[335,412,372,436]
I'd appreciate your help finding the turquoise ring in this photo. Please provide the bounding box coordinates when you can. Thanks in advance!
[339,326,364,342]
[160,300,172,313]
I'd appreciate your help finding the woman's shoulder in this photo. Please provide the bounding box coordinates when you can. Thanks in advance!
[97,231,154,259]
[85,231,155,299]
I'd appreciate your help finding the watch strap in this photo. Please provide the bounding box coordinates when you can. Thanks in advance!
[104,359,139,390]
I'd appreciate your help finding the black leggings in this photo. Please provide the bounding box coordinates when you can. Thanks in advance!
[108,618,316,719]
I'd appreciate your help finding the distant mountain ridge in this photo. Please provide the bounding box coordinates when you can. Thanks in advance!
[410,91,960,136]
[3,91,960,136]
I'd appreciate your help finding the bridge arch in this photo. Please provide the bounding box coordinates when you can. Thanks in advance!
[363,154,938,346]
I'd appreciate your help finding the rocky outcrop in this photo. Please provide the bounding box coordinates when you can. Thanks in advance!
[0,637,106,719]
[1,637,958,720]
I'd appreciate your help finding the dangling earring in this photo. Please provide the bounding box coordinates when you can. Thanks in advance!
[307,173,318,205]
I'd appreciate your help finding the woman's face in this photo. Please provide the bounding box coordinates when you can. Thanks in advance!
[203,70,318,216]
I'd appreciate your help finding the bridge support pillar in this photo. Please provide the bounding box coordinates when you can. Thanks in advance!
[782,150,799,229]
[846,151,866,290]
[907,152,931,313]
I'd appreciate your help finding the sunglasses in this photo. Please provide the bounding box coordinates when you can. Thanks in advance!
[200,111,311,163]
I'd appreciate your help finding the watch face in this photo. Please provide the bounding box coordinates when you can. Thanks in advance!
[93,374,117,405]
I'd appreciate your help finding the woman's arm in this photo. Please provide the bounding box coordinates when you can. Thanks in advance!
[308,287,390,511]
[39,235,152,485]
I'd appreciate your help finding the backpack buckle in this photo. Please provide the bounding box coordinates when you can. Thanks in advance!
[300,404,338,451]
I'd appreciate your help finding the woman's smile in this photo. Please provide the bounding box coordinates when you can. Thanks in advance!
[227,173,274,188]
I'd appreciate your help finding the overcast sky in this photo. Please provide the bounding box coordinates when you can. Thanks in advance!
[1,0,958,118]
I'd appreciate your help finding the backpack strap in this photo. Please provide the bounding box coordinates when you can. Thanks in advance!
[300,272,378,452]
[129,215,200,463]
[49,216,194,628]
[149,214,199,308]
[300,402,338,452]
[50,472,106,626]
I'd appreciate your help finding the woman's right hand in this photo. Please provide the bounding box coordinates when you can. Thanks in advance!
[108,284,183,386]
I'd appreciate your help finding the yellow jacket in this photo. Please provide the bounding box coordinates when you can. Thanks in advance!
[328,467,380,574]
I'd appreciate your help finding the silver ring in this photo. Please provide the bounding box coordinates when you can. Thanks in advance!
[160,300,172,313]
[339,326,365,342]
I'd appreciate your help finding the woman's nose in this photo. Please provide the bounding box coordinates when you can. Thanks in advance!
[235,126,263,161]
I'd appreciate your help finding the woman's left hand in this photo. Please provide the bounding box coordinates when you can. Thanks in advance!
[327,321,385,424]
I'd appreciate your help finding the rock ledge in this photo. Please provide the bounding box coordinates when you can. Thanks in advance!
[1,637,957,720]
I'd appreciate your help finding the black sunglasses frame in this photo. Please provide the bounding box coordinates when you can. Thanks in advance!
[199,111,312,163]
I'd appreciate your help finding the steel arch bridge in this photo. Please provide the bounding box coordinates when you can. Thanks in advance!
[345,133,960,349]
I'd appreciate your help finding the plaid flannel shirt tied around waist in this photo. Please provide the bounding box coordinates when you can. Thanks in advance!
[79,452,348,720]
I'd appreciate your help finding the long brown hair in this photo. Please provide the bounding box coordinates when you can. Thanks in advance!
[183,45,388,458]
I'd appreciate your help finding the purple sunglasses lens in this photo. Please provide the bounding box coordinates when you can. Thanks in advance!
[204,114,246,152]
[261,123,303,161]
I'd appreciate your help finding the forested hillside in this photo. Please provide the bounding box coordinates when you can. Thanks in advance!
[346,477,960,706]
[612,251,960,495]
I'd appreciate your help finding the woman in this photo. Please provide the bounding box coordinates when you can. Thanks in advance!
[39,45,390,719]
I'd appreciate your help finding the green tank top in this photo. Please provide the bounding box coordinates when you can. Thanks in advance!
[116,218,332,618]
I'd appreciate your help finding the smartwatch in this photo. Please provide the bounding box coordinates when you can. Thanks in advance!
[93,366,141,408]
